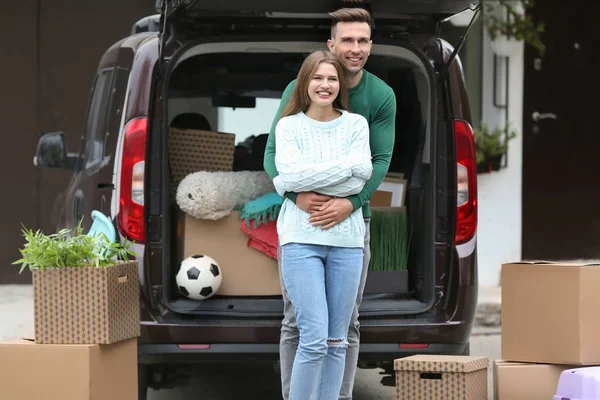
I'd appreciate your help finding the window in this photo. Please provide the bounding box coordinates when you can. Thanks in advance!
[83,67,129,166]
[218,98,281,144]
[103,68,129,159]
[84,69,113,166]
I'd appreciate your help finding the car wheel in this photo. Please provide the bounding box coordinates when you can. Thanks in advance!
[138,364,149,400]
[462,342,471,355]
[380,362,396,387]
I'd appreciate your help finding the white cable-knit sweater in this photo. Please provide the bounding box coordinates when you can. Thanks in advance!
[273,110,372,248]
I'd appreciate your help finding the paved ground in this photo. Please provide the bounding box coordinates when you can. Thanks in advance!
[475,285,502,327]
[0,284,36,341]
[0,284,502,399]
[144,333,500,400]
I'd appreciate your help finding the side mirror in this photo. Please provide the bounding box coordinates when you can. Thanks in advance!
[33,131,79,170]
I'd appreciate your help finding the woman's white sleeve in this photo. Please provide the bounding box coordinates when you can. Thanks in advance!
[320,117,373,196]
[273,119,353,196]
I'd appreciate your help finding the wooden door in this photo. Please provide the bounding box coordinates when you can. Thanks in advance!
[522,1,600,260]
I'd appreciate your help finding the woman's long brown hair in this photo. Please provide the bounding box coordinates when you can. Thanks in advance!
[280,50,350,119]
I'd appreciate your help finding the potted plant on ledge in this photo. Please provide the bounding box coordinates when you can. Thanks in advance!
[474,121,517,174]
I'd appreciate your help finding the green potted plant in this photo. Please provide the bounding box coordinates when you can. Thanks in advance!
[474,121,517,173]
[484,0,546,57]
[13,218,141,345]
[14,218,137,273]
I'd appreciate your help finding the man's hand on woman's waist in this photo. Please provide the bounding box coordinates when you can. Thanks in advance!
[308,198,354,230]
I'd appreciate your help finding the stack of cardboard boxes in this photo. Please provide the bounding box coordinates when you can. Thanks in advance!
[494,261,600,399]
[0,261,141,399]
[391,260,600,399]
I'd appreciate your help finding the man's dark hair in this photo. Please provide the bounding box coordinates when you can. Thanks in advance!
[329,7,373,39]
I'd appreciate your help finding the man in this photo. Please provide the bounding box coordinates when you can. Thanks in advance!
[263,6,397,400]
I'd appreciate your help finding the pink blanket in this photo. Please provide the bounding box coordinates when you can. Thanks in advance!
[240,218,279,259]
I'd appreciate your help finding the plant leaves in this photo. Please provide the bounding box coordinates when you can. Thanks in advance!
[484,0,546,57]
[12,216,139,273]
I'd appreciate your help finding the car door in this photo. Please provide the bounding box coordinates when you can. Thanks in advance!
[60,45,133,232]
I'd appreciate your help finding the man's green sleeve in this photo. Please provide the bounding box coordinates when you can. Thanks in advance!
[346,88,397,211]
[263,80,298,203]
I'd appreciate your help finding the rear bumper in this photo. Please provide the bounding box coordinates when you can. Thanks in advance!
[138,342,469,365]
[138,317,473,365]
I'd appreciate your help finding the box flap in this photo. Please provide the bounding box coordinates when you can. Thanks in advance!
[0,339,33,346]
[0,338,96,348]
[494,360,522,367]
[495,360,580,369]
[494,360,529,367]
[394,355,489,373]
[504,260,600,266]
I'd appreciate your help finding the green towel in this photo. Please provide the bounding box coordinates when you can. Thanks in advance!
[239,192,283,229]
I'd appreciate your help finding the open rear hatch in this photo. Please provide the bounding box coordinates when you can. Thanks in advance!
[155,0,476,18]
[149,0,480,318]
[155,0,480,71]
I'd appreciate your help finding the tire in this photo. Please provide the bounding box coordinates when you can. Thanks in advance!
[380,362,396,387]
[138,364,149,400]
[462,342,471,356]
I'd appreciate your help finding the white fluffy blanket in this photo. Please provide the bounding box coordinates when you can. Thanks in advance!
[176,171,275,220]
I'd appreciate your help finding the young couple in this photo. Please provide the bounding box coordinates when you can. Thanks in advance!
[263,7,397,400]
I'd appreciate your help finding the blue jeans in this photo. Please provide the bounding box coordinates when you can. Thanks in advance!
[279,220,371,400]
[280,242,364,400]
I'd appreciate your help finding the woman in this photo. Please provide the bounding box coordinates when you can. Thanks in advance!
[272,50,372,400]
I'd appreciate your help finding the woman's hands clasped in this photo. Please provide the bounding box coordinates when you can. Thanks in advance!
[296,192,354,230]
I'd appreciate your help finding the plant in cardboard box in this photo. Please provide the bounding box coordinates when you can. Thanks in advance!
[474,121,517,173]
[14,218,136,273]
[13,217,141,344]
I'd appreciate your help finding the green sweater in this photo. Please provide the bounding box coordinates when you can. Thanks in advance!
[263,69,397,217]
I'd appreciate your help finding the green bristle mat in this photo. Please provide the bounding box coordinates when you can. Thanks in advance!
[368,207,409,272]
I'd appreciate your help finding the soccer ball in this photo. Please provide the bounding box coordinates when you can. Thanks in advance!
[176,254,223,300]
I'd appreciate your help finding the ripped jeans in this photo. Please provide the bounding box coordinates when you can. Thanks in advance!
[280,243,363,400]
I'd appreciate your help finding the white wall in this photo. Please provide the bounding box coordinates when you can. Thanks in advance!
[477,32,524,286]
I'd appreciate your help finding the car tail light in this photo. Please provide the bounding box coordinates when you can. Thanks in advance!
[453,119,477,245]
[118,117,147,243]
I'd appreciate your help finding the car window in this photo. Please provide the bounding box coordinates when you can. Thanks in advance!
[218,98,281,144]
[103,67,130,159]
[84,68,114,166]
[82,66,130,167]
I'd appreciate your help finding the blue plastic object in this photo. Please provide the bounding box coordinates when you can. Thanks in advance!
[88,210,116,243]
